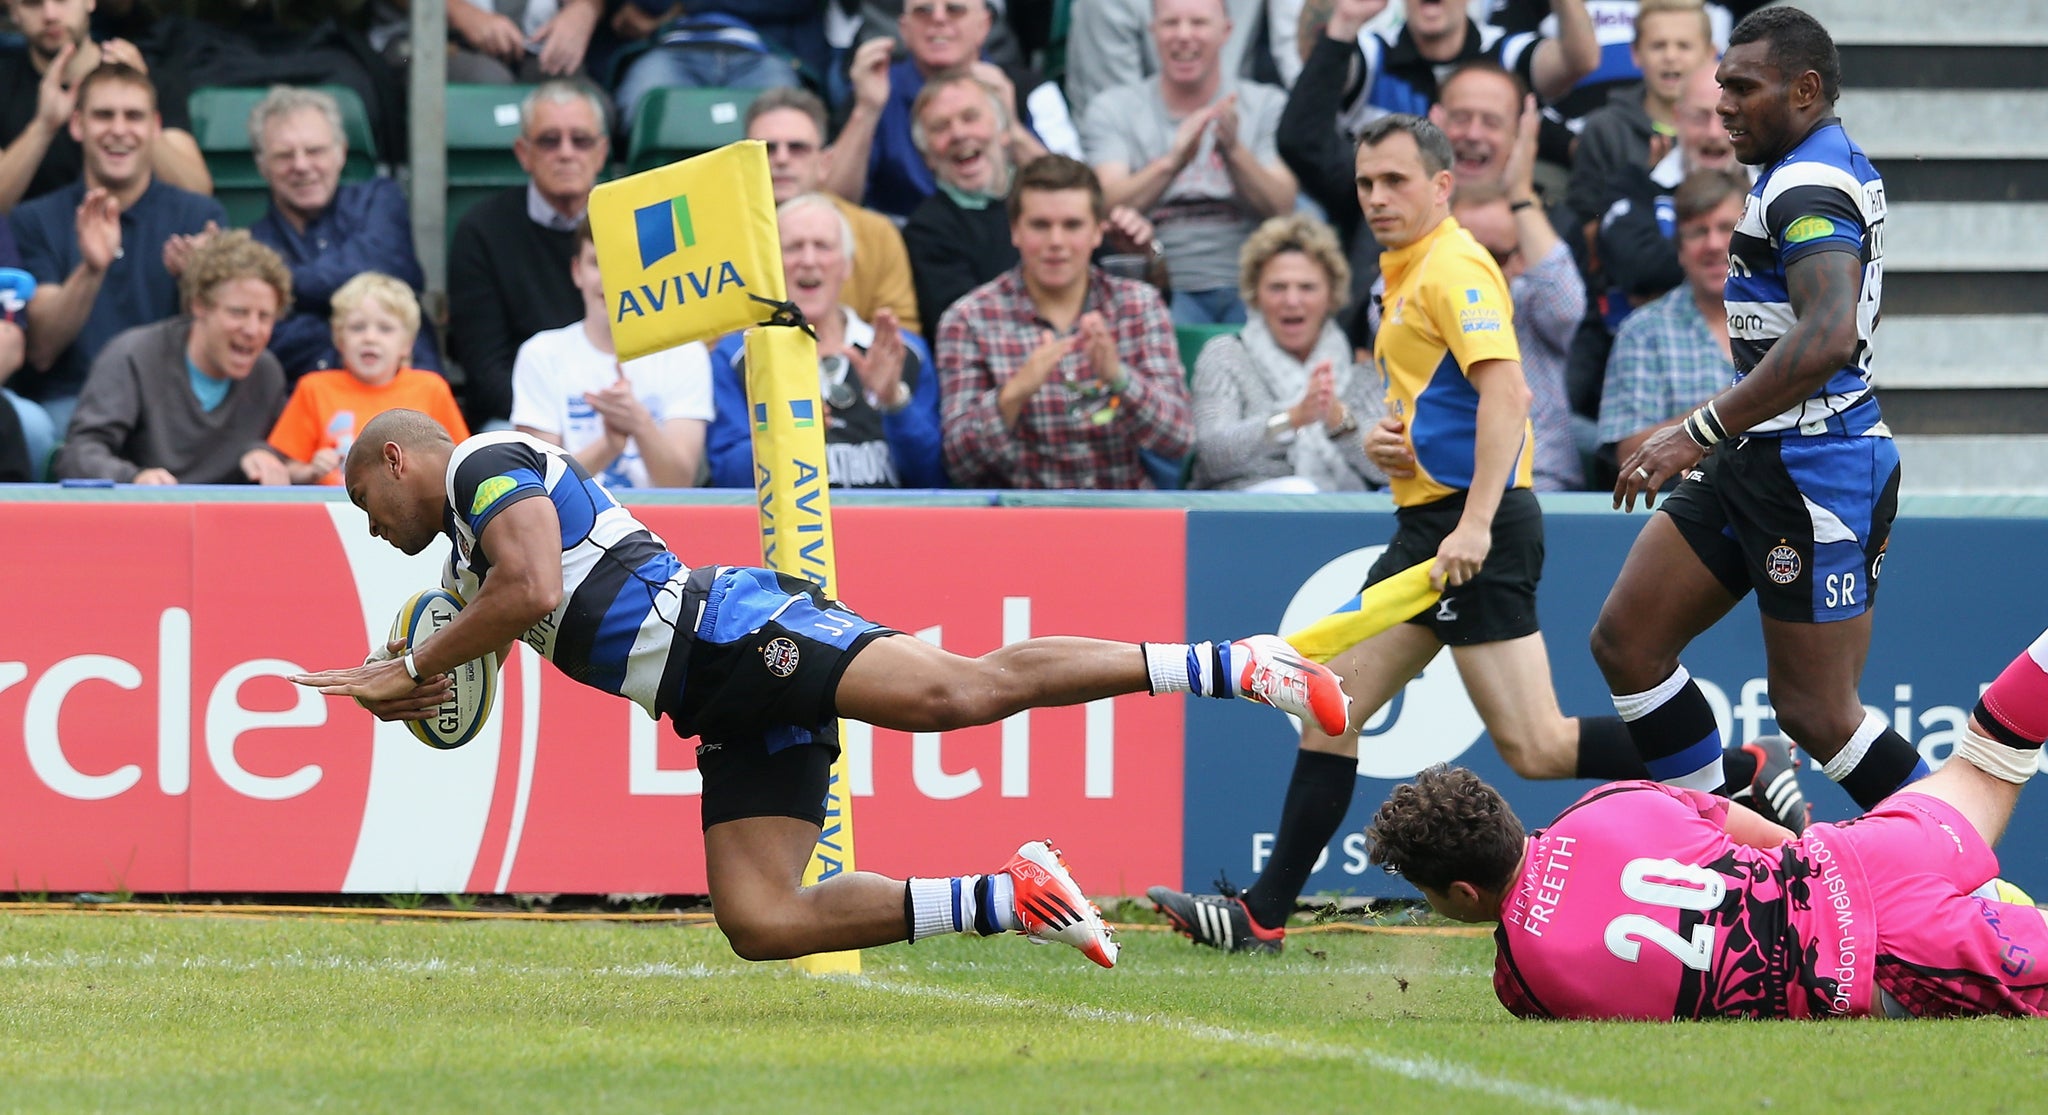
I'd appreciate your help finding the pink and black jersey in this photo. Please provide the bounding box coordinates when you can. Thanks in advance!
[1493,781,1876,1020]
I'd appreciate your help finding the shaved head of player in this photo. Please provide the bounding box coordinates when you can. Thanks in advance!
[344,408,455,556]
[297,411,1357,973]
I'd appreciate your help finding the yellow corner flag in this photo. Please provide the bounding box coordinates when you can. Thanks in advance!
[592,139,853,972]
[745,325,860,975]
[1284,559,1442,663]
[587,141,787,360]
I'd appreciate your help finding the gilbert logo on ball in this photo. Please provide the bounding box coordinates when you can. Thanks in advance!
[389,588,499,750]
[589,140,786,361]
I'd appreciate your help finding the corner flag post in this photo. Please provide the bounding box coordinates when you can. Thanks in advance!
[586,139,857,974]
[744,325,861,975]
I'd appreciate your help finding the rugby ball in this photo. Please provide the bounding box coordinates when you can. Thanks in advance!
[388,588,498,750]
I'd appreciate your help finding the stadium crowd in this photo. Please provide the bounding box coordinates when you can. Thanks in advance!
[0,0,1773,490]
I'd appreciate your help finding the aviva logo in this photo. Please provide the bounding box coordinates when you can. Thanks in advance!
[634,195,697,267]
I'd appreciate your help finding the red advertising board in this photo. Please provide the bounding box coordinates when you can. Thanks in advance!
[0,502,1185,896]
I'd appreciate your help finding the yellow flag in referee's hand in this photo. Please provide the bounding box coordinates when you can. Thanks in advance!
[1283,558,1442,663]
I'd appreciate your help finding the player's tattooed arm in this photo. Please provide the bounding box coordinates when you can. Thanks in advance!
[1713,248,1864,434]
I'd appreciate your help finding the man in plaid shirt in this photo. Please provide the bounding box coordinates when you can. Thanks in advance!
[936,155,1193,489]
[1596,169,1746,462]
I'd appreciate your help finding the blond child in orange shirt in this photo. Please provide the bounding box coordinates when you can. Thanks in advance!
[269,272,470,485]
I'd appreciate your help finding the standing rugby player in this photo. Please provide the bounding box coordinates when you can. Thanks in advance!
[1594,7,1912,820]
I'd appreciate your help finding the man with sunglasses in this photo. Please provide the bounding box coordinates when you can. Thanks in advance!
[824,0,1080,221]
[745,87,921,336]
[448,79,612,435]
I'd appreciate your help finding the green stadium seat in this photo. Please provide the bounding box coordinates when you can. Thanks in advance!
[1175,322,1242,383]
[187,85,378,226]
[445,83,536,244]
[626,87,759,174]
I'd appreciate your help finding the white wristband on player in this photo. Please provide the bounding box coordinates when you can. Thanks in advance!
[401,651,423,684]
[1682,401,1730,449]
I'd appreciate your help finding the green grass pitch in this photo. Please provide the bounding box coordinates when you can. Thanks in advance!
[0,911,2038,1113]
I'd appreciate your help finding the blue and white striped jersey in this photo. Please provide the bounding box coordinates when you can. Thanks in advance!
[1724,118,1888,436]
[440,432,689,717]
[1336,21,1542,139]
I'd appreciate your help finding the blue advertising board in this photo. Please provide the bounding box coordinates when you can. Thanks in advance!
[1182,499,2048,899]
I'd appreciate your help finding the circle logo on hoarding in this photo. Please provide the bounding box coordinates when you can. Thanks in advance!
[1278,546,1487,779]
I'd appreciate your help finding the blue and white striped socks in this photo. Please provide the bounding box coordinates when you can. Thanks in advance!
[1142,641,1234,698]
[907,874,1020,942]
[1613,665,1726,791]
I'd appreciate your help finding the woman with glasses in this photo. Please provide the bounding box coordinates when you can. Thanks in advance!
[706,193,947,489]
[1189,214,1384,493]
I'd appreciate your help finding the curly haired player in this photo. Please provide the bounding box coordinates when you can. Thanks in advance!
[1364,626,2048,1019]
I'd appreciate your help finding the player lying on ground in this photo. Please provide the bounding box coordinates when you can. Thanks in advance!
[1362,628,2048,1018]
[290,409,1351,969]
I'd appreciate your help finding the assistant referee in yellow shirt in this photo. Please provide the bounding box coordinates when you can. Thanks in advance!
[1147,113,1645,956]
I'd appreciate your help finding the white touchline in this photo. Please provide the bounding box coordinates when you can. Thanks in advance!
[870,959,1495,979]
[0,951,749,982]
[856,979,1661,1115]
[0,947,1651,1112]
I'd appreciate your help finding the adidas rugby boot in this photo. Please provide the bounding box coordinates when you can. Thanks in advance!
[1232,635,1352,736]
[1004,840,1118,969]
[1147,885,1285,954]
[1732,735,1810,835]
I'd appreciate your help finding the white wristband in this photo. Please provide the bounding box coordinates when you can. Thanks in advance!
[401,651,423,684]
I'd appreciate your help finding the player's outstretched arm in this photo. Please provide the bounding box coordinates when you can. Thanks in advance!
[290,499,561,709]
[416,497,564,677]
[289,637,453,719]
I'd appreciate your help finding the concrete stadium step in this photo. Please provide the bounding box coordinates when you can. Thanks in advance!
[1879,316,2048,389]
[1841,44,2048,88]
[1795,0,2048,44]
[1896,435,2048,494]
[1887,203,2048,272]
[1889,272,2048,315]
[1879,160,2048,205]
[1880,388,2048,436]
[1841,91,2048,160]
